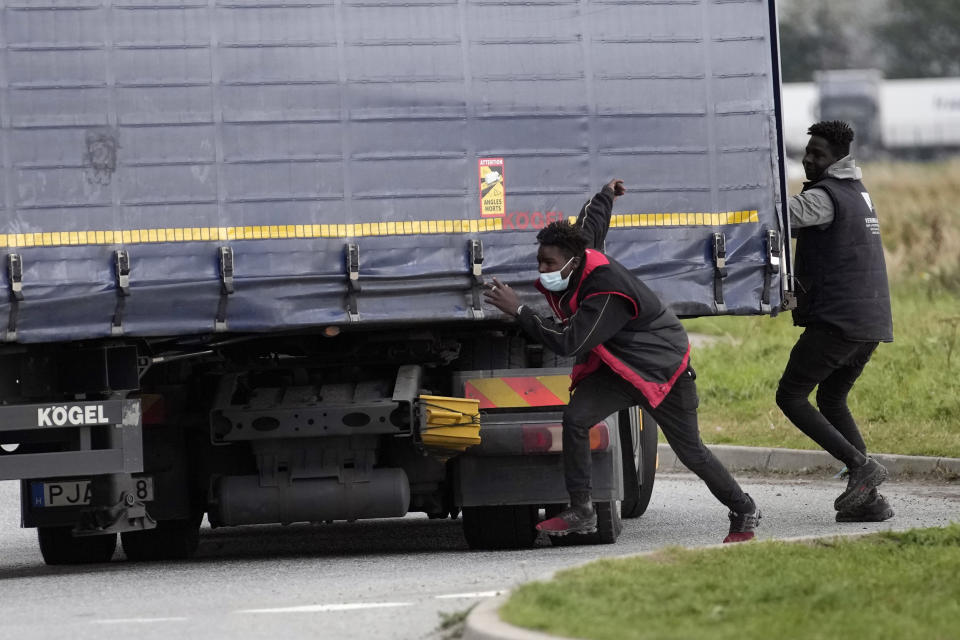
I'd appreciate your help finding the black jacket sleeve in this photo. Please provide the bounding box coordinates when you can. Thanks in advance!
[575,185,616,251]
[516,292,635,357]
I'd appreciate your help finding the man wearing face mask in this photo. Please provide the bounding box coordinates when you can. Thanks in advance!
[484,179,760,543]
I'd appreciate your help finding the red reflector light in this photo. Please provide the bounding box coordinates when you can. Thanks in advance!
[589,423,610,451]
[521,426,555,453]
[521,422,610,454]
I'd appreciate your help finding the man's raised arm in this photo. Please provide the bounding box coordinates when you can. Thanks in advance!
[575,179,625,250]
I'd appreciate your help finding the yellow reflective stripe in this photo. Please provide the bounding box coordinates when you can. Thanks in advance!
[537,375,571,404]
[466,378,528,408]
[0,210,759,246]
[572,210,759,229]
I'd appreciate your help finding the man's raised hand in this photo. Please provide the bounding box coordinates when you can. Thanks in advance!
[606,179,626,197]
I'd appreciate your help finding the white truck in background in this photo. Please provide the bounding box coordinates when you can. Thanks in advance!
[781,71,960,158]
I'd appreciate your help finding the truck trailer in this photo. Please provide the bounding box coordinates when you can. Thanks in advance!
[0,0,789,564]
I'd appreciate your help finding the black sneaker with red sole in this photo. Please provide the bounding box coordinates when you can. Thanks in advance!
[536,506,598,536]
[724,507,761,543]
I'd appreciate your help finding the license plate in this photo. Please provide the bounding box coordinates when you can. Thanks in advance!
[30,477,154,508]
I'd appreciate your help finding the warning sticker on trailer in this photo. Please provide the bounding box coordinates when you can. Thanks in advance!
[478,158,505,218]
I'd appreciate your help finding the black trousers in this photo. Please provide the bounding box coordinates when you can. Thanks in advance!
[776,324,878,468]
[562,365,753,514]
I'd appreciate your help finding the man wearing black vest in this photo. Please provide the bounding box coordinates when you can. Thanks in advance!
[778,121,894,522]
[484,179,760,543]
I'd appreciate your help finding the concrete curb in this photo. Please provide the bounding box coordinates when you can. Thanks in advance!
[462,530,902,640]
[658,443,960,479]
[463,595,579,640]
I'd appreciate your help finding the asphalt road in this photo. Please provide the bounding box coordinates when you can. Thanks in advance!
[0,472,957,640]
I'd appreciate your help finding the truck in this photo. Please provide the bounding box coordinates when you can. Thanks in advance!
[0,0,789,564]
[781,73,960,157]
[815,69,883,154]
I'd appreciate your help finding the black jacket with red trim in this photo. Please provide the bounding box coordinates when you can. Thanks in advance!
[515,186,690,407]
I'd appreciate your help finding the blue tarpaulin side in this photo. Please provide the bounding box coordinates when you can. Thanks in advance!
[0,1,787,343]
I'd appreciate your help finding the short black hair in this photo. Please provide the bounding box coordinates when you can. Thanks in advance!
[536,220,587,258]
[808,120,855,157]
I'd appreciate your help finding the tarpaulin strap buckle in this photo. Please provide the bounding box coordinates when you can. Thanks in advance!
[761,229,781,314]
[215,246,234,332]
[5,253,22,342]
[111,249,131,336]
[712,232,727,314]
[346,243,360,322]
[469,239,484,320]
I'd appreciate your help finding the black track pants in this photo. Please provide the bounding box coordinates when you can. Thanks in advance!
[776,325,878,468]
[562,365,753,514]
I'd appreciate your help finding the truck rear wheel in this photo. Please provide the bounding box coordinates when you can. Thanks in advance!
[547,501,622,546]
[37,527,117,565]
[619,408,658,519]
[121,518,200,562]
[462,505,538,550]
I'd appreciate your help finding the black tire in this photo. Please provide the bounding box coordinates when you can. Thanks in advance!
[37,527,117,565]
[619,407,659,519]
[548,501,622,546]
[462,505,538,550]
[121,518,200,562]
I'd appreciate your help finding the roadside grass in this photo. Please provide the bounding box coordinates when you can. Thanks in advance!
[683,283,960,458]
[867,160,960,292]
[679,160,960,459]
[500,524,960,640]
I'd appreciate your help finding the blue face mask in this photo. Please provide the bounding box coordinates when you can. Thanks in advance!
[539,256,576,292]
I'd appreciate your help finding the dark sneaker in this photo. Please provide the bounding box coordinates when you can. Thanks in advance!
[536,505,597,536]
[836,491,894,522]
[834,458,888,512]
[723,507,761,543]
